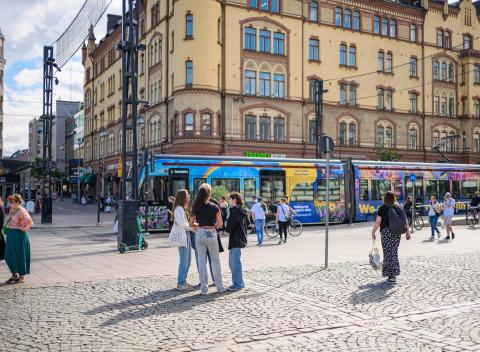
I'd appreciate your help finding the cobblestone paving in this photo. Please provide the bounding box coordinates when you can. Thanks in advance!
[1,253,480,351]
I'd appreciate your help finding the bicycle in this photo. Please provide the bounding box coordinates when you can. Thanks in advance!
[265,216,303,238]
[466,206,479,228]
[407,207,424,231]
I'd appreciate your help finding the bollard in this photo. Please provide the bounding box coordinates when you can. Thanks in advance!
[97,201,101,225]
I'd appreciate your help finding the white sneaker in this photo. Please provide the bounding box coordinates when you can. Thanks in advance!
[176,284,191,291]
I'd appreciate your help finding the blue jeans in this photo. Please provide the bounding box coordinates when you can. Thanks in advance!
[190,232,214,281]
[429,215,440,237]
[177,233,191,286]
[255,219,265,244]
[195,229,224,293]
[229,247,244,289]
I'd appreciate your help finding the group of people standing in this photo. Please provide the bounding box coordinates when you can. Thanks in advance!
[1,194,34,284]
[171,183,248,294]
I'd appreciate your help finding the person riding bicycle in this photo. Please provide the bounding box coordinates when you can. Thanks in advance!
[404,196,413,226]
[470,191,480,209]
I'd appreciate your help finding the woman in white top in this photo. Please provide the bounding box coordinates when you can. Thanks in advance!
[443,192,456,240]
[173,189,194,290]
[428,196,441,240]
[276,197,290,245]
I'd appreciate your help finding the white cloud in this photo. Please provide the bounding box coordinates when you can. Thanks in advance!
[14,68,43,88]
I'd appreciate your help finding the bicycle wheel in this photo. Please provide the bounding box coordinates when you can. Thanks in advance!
[413,215,424,231]
[265,221,279,238]
[288,219,303,237]
[466,211,476,228]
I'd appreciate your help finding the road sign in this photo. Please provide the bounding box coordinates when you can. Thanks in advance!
[118,158,123,177]
[409,174,417,182]
[321,136,335,154]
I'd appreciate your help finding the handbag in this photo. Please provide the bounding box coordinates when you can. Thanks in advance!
[369,239,382,271]
[217,233,224,253]
[168,219,187,248]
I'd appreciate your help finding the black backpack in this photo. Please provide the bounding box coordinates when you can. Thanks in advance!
[388,205,408,235]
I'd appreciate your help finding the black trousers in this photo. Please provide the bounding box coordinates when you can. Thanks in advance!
[278,221,289,241]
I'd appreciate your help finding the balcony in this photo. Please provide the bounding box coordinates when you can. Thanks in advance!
[460,49,480,59]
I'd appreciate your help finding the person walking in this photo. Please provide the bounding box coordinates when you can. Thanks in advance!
[250,196,266,245]
[190,184,226,294]
[276,197,291,245]
[428,196,441,240]
[225,192,248,291]
[371,191,411,283]
[173,189,194,291]
[443,192,456,240]
[404,196,413,226]
[4,194,33,284]
[219,196,228,230]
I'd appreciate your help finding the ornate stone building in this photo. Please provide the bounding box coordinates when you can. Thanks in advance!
[0,27,5,158]
[83,0,480,194]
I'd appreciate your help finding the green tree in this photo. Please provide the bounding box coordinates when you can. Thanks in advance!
[376,144,401,162]
[211,185,229,202]
[30,158,63,181]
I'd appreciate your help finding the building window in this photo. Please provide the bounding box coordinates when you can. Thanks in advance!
[445,31,451,48]
[309,80,316,102]
[309,38,319,61]
[464,35,472,50]
[249,0,258,8]
[271,0,280,13]
[273,32,285,55]
[339,122,347,145]
[186,14,193,38]
[344,9,351,29]
[410,24,416,42]
[474,65,480,84]
[381,17,388,36]
[245,115,256,140]
[259,72,271,97]
[340,44,347,65]
[373,16,380,34]
[408,128,418,150]
[310,1,318,22]
[348,123,356,146]
[376,126,393,148]
[410,94,417,113]
[385,90,392,111]
[260,116,271,141]
[434,96,440,115]
[259,30,271,53]
[389,19,396,38]
[432,131,439,148]
[185,60,193,86]
[348,85,356,106]
[244,70,256,95]
[184,113,194,136]
[339,84,347,105]
[474,132,480,152]
[335,7,342,27]
[448,63,455,82]
[260,0,269,11]
[462,64,466,84]
[378,51,384,71]
[441,95,447,116]
[308,120,316,144]
[386,52,393,73]
[202,113,212,135]
[274,117,285,142]
[377,88,384,109]
[441,62,447,81]
[353,11,360,31]
[273,73,285,98]
[410,57,417,77]
[437,30,443,47]
[448,131,456,152]
[244,27,256,51]
[449,97,455,117]
[349,46,356,67]
[475,100,480,118]
[433,61,439,80]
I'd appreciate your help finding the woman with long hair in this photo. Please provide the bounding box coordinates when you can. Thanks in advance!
[189,184,225,294]
[428,196,441,240]
[4,194,33,284]
[371,191,410,283]
[173,189,194,290]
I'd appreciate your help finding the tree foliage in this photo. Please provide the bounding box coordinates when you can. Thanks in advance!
[376,145,401,162]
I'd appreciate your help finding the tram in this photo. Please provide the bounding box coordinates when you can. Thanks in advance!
[138,155,480,230]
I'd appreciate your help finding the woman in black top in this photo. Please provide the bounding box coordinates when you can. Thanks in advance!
[189,184,225,294]
[371,191,411,283]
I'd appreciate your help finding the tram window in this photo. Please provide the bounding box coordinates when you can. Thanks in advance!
[244,178,256,201]
[426,180,438,199]
[359,180,369,200]
[405,177,424,204]
[452,180,460,199]
[439,180,450,197]
[371,180,391,201]
[193,178,206,195]
[211,178,240,193]
[393,180,403,200]
[317,179,343,202]
[290,180,315,202]
[171,179,187,196]
[462,180,476,199]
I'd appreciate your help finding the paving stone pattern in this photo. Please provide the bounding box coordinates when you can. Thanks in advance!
[1,253,480,351]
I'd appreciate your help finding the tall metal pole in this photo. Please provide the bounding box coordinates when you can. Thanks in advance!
[315,79,324,159]
[325,143,330,269]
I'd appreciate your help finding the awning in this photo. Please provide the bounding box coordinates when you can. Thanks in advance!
[81,174,96,184]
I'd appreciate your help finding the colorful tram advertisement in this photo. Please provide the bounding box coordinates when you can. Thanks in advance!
[138,155,480,228]
[353,160,480,221]
[139,155,347,228]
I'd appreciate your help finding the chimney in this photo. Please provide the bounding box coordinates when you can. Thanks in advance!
[107,14,122,33]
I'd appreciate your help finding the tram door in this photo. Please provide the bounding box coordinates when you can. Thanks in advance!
[260,170,286,210]
[168,168,189,197]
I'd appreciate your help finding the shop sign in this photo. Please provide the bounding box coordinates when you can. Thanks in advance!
[244,151,287,159]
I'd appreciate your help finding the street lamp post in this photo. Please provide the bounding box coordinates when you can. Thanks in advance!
[59,146,65,201]
[97,129,108,225]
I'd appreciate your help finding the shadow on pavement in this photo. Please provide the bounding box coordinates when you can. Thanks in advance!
[350,280,395,305]
[31,248,118,262]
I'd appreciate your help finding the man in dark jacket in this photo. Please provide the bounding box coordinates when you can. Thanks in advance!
[225,192,248,291]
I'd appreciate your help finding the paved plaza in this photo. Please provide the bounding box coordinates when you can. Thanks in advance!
[1,202,480,351]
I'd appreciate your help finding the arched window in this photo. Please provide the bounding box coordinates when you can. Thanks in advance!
[344,9,351,29]
[338,118,356,146]
[448,131,456,152]
[437,30,443,47]
[433,130,440,147]
[376,122,393,148]
[445,31,451,48]
[335,7,342,27]
[474,131,480,152]
[184,112,194,136]
[353,11,360,31]
[310,1,318,22]
[202,113,212,135]
[408,126,418,150]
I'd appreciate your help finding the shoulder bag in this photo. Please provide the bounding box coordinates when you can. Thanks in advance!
[168,211,188,247]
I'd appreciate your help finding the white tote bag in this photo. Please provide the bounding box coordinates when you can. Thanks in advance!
[168,222,187,247]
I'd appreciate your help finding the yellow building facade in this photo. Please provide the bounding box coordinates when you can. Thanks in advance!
[83,0,480,195]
